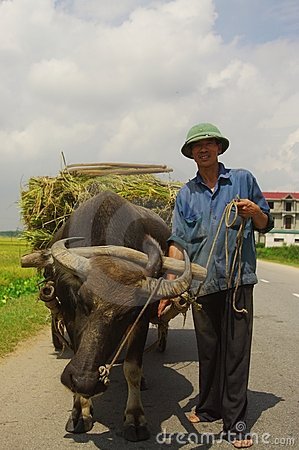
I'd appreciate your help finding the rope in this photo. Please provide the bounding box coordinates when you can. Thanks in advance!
[225,201,248,314]
[195,197,248,314]
[98,277,164,385]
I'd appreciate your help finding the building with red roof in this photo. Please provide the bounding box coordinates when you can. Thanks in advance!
[261,192,299,247]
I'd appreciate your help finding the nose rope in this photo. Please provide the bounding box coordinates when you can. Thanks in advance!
[98,277,164,385]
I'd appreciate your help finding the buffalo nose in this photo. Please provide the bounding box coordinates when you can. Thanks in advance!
[61,362,105,397]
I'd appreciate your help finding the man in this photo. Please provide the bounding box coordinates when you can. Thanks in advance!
[158,123,273,448]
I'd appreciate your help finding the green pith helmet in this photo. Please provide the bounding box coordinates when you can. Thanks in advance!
[181,123,230,159]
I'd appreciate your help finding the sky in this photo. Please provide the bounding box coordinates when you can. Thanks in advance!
[0,0,298,230]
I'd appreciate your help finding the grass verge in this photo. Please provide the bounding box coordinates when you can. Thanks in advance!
[0,237,50,359]
[256,245,299,267]
[0,293,50,358]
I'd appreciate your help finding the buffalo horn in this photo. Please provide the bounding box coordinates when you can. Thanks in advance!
[51,238,90,277]
[140,250,192,299]
[68,245,206,281]
[51,238,193,299]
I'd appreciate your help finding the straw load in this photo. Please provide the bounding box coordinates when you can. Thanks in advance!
[20,163,182,250]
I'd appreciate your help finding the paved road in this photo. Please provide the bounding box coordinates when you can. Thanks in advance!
[1,260,298,449]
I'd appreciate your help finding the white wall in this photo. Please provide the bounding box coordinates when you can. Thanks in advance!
[265,233,299,247]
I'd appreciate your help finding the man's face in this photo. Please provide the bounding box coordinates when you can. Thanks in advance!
[191,138,221,169]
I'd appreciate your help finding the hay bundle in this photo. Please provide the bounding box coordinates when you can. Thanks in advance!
[20,170,181,250]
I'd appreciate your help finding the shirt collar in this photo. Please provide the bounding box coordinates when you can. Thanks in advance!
[195,162,230,185]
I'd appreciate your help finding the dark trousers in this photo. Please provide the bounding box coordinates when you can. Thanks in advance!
[192,285,253,434]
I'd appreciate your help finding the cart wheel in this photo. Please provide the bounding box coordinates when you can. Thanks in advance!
[157,322,168,352]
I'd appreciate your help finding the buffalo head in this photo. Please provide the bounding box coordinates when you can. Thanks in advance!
[51,238,192,398]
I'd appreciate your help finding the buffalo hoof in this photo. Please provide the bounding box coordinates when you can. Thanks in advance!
[123,423,150,442]
[65,414,94,434]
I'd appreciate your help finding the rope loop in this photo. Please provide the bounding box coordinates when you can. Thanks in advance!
[224,198,239,228]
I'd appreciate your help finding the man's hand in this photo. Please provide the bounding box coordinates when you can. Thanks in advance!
[158,299,171,318]
[237,199,260,219]
[237,198,268,230]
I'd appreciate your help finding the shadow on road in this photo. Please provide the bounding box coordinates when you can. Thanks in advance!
[60,326,283,449]
[247,390,284,430]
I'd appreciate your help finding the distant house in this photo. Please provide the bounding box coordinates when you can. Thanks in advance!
[260,192,299,247]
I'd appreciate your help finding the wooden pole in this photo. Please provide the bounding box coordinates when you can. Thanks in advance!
[66,167,173,176]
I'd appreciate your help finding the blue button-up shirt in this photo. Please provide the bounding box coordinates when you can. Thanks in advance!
[168,163,273,296]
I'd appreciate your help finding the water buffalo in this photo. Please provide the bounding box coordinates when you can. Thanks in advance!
[21,191,195,441]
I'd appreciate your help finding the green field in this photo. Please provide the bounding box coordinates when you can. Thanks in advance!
[0,237,50,358]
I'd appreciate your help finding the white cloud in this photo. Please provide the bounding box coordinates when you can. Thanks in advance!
[0,0,298,229]
[0,119,97,160]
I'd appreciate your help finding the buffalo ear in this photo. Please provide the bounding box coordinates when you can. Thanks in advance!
[20,249,53,268]
[142,234,163,277]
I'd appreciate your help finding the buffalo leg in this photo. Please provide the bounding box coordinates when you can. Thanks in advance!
[65,394,93,433]
[51,316,63,351]
[122,316,150,441]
